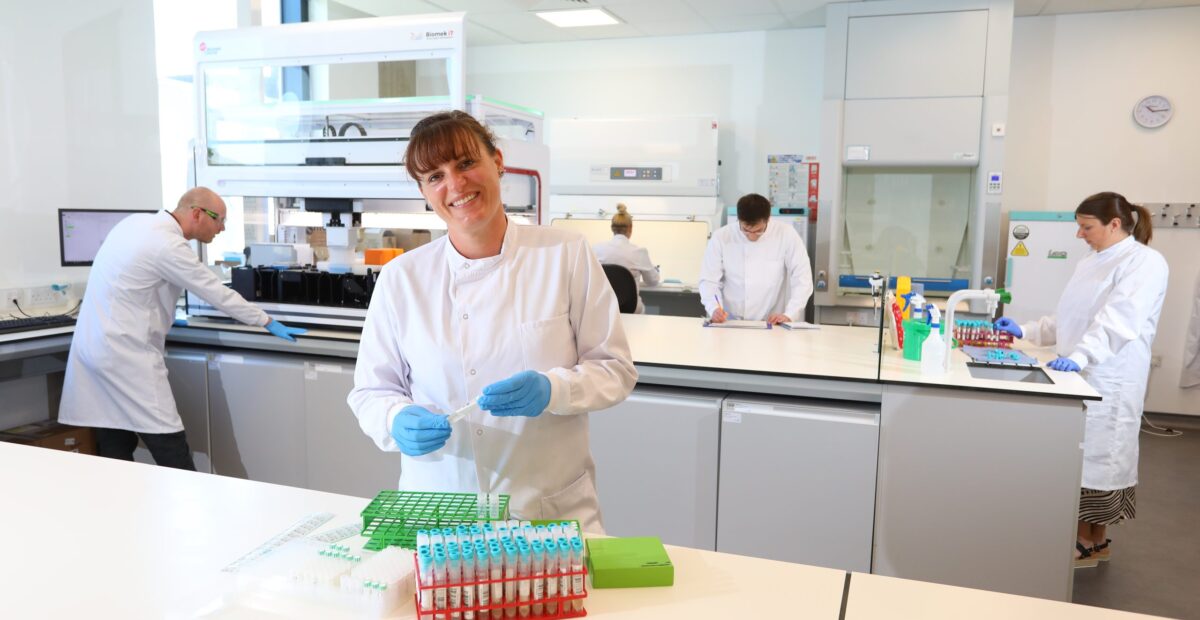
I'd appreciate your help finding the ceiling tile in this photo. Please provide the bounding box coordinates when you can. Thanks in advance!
[562,23,649,39]
[634,18,720,36]
[604,0,699,24]
[1041,0,1142,14]
[426,0,539,10]
[786,7,826,27]
[465,20,520,45]
[686,0,782,19]
[705,13,794,32]
[468,11,586,43]
[772,0,832,11]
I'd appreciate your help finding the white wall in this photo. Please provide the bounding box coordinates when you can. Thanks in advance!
[465,28,824,209]
[1006,7,1200,210]
[0,0,162,290]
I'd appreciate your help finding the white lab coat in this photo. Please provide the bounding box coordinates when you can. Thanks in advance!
[60,212,269,434]
[1020,236,1169,491]
[592,234,661,314]
[348,222,637,533]
[698,220,813,321]
[1182,270,1200,389]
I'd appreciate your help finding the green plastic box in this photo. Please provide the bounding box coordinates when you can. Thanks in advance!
[585,536,674,588]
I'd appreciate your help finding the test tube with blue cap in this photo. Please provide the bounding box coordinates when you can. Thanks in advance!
[488,543,503,620]
[570,537,585,612]
[418,547,434,617]
[557,539,571,614]
[447,544,463,620]
[502,542,518,618]
[530,539,545,616]
[543,539,559,615]
[474,541,491,614]
[433,549,448,620]
[517,542,531,618]
[461,543,476,620]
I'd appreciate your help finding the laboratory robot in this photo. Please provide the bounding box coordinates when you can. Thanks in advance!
[183,14,548,329]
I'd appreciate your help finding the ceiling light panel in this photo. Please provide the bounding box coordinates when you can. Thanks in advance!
[535,8,621,27]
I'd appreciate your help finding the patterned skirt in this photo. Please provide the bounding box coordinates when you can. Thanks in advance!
[1079,486,1136,525]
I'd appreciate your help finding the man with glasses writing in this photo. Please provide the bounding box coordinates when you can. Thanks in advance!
[59,187,306,470]
[699,193,813,325]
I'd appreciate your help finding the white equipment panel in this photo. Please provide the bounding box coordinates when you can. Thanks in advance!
[1002,212,1084,325]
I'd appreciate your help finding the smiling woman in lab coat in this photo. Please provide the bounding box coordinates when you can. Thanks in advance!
[993,192,1168,568]
[347,111,637,533]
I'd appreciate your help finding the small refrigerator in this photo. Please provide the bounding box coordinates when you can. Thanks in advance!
[716,395,879,572]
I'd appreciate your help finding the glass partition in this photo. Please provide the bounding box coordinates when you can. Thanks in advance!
[841,168,974,293]
[202,58,450,167]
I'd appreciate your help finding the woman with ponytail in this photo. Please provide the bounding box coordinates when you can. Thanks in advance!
[592,203,661,313]
[992,192,1169,568]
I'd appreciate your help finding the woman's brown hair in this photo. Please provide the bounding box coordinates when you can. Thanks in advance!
[404,110,499,184]
[1075,191,1153,245]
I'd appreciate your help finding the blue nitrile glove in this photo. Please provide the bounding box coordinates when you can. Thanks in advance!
[993,317,1023,339]
[265,319,307,342]
[390,405,452,456]
[477,370,552,417]
[172,318,188,327]
[1047,357,1081,372]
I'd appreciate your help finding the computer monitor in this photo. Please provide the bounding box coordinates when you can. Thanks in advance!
[58,209,158,266]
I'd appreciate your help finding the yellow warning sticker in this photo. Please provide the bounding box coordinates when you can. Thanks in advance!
[1011,241,1029,257]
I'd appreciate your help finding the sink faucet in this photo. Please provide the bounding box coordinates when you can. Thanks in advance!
[941,288,1012,372]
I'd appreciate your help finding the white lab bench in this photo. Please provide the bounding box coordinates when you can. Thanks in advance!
[0,312,1099,603]
[0,442,1161,619]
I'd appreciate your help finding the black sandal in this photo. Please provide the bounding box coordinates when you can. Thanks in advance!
[1074,541,1098,568]
[1092,538,1112,561]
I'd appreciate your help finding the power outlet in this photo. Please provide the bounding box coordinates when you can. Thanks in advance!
[0,289,22,311]
[27,286,62,307]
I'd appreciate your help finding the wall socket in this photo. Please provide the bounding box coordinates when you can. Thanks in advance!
[0,289,22,311]
[27,286,62,307]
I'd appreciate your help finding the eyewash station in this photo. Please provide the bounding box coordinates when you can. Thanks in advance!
[0,4,1137,619]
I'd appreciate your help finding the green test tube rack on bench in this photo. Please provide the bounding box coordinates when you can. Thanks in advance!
[360,490,511,551]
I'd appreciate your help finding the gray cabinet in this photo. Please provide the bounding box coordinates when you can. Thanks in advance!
[717,395,879,572]
[206,351,308,486]
[590,386,722,550]
[164,348,212,472]
[302,360,403,497]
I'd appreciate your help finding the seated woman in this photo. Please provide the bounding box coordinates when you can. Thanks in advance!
[592,203,660,314]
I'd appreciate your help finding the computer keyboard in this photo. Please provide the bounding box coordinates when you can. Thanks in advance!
[0,315,77,335]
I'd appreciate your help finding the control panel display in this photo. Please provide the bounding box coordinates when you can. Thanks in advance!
[609,166,663,180]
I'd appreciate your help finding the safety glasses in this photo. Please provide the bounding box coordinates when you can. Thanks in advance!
[192,205,226,224]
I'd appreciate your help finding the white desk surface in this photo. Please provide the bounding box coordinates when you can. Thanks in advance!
[0,324,74,343]
[845,572,1162,619]
[9,314,1099,400]
[878,338,1101,400]
[0,442,846,619]
[2,443,1163,619]
[621,313,882,381]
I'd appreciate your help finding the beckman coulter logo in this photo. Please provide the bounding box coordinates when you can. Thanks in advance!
[198,41,220,55]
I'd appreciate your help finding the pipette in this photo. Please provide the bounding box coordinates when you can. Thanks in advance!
[447,398,480,424]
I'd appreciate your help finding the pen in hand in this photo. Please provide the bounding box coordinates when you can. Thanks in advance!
[711,295,729,323]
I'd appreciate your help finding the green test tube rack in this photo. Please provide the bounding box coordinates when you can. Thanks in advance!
[359,490,511,551]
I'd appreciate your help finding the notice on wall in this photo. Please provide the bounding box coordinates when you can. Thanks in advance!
[767,154,819,221]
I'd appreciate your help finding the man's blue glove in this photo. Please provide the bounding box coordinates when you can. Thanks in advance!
[265,319,307,342]
[478,370,551,417]
[993,317,1023,339]
[172,318,188,327]
[390,405,452,456]
[1047,357,1081,372]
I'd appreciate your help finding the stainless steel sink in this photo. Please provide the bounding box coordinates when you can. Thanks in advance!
[966,363,1053,384]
